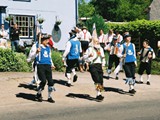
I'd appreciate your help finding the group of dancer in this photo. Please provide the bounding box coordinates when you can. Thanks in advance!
[62,26,155,101]
[27,26,155,103]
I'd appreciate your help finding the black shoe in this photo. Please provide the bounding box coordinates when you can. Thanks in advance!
[139,81,143,84]
[47,97,55,103]
[135,80,139,83]
[73,74,78,82]
[115,76,119,80]
[36,93,42,102]
[129,89,136,94]
[66,83,71,87]
[96,95,104,101]
[146,81,150,85]
[106,76,110,79]
[65,72,67,77]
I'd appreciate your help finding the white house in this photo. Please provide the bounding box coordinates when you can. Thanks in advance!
[0,0,78,50]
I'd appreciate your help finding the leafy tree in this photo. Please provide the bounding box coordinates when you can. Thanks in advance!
[90,0,153,22]
[84,14,108,35]
[90,0,118,21]
[78,0,95,18]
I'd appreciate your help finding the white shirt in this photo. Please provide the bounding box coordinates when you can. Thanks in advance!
[0,29,8,39]
[117,34,123,43]
[105,33,115,43]
[63,36,82,59]
[98,34,106,43]
[83,45,106,66]
[79,29,92,42]
[27,43,54,66]
[0,38,8,49]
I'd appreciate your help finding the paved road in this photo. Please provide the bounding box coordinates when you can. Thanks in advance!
[0,72,160,120]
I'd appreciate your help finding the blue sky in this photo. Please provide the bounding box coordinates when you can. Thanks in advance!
[85,0,90,3]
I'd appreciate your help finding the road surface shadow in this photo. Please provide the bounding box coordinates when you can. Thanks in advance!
[104,87,134,96]
[53,79,73,87]
[16,92,36,101]
[66,93,103,102]
[18,83,37,91]
[103,75,115,80]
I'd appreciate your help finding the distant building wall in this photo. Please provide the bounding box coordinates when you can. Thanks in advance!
[0,0,77,50]
[149,0,160,20]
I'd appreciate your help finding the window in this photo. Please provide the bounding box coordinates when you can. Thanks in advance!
[10,15,35,38]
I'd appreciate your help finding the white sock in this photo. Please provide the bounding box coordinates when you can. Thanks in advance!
[129,84,134,90]
[139,75,143,82]
[38,88,42,94]
[147,74,151,82]
[48,92,51,98]
[67,73,71,84]
[107,69,111,76]
[97,91,101,96]
[116,73,118,77]
[72,68,76,75]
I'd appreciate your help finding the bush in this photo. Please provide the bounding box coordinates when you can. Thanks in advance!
[107,19,160,51]
[84,14,108,35]
[51,50,64,72]
[135,56,160,75]
[0,48,30,72]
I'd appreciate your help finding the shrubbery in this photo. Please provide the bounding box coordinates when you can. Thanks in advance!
[0,48,31,72]
[0,48,64,72]
[107,19,160,51]
[51,50,64,72]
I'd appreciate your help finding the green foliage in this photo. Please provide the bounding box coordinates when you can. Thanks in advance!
[0,48,30,72]
[136,56,160,75]
[107,19,160,50]
[51,50,64,72]
[84,14,108,35]
[151,58,160,75]
[78,0,95,18]
[90,0,152,22]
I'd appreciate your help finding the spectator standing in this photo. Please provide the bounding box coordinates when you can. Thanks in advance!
[78,26,92,53]
[0,24,8,49]
[10,23,21,52]
[105,29,115,45]
[98,29,106,50]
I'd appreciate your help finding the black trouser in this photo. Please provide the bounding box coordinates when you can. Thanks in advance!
[108,55,119,69]
[138,61,151,75]
[66,59,79,73]
[37,64,53,90]
[100,43,105,50]
[80,41,89,53]
[89,63,103,85]
[123,62,135,78]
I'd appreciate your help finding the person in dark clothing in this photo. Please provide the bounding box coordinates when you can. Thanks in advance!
[137,39,155,85]
[10,23,21,52]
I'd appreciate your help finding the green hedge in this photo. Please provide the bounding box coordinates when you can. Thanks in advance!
[0,48,65,72]
[0,48,30,72]
[107,19,160,51]
[51,50,64,72]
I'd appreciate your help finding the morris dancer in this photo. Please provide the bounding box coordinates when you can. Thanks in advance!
[105,36,121,80]
[83,38,106,101]
[137,39,155,85]
[29,33,56,103]
[62,29,82,87]
[120,33,137,94]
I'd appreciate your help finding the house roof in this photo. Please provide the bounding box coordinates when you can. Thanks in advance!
[149,0,160,20]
